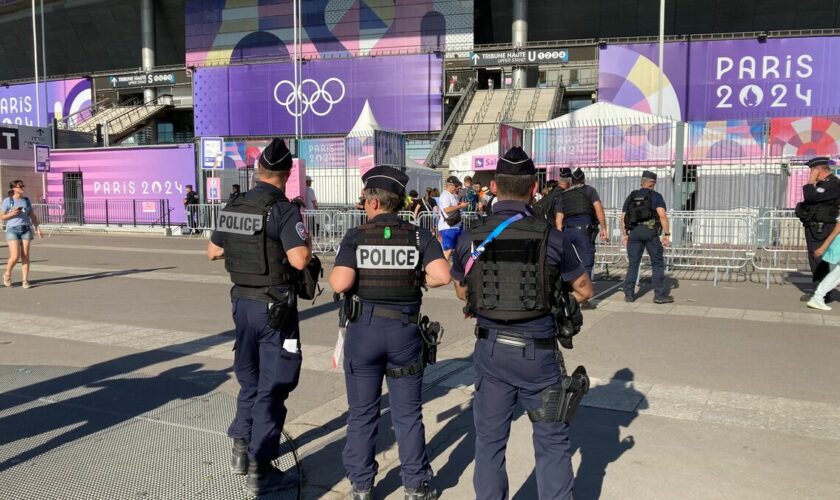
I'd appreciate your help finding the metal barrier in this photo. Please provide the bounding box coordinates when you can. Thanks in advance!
[752,216,809,288]
[32,200,171,228]
[594,210,627,276]
[666,212,755,285]
[301,209,338,253]
[185,204,222,233]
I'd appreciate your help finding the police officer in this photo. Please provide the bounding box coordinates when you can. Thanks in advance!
[329,166,451,500]
[451,147,594,500]
[621,170,673,304]
[207,138,312,496]
[796,156,840,297]
[554,168,608,278]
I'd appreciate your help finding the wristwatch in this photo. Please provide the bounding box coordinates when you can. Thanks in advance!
[663,232,671,236]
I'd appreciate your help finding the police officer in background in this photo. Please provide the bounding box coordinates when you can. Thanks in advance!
[554,168,608,278]
[796,156,840,299]
[451,147,594,500]
[621,171,673,304]
[557,167,572,191]
[329,166,451,500]
[207,138,312,496]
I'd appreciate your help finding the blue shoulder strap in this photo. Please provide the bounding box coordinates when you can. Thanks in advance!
[464,213,525,276]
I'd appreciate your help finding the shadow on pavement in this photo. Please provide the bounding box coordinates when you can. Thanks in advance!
[0,363,231,473]
[27,267,177,287]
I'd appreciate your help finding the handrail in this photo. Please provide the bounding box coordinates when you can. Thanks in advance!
[548,84,565,120]
[100,94,174,137]
[56,97,115,130]
[425,78,477,168]
[525,87,541,123]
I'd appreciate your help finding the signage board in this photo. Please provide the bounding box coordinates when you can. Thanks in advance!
[206,177,221,202]
[107,72,179,89]
[373,130,405,168]
[34,144,50,172]
[470,49,569,67]
[200,136,224,170]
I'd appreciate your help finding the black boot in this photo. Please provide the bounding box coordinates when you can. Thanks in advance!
[404,481,437,500]
[350,484,372,500]
[245,461,298,495]
[230,438,248,475]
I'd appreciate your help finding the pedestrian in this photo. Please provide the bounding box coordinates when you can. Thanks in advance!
[227,184,241,205]
[206,138,312,496]
[416,187,437,217]
[450,147,594,500]
[305,176,319,211]
[439,176,468,259]
[557,167,572,191]
[488,77,494,91]
[795,156,840,301]
[621,171,673,304]
[807,222,840,310]
[329,166,451,500]
[2,180,43,289]
[407,189,420,214]
[184,184,199,234]
[554,168,608,279]
[460,176,479,212]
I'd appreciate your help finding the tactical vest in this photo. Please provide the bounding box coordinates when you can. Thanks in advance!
[354,219,424,304]
[798,177,840,224]
[466,214,558,321]
[217,189,296,287]
[625,190,657,228]
[560,186,595,220]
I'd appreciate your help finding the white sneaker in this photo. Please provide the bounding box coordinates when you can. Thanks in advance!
[807,299,832,311]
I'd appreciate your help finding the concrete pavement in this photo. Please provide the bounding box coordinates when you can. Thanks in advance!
[1,234,839,499]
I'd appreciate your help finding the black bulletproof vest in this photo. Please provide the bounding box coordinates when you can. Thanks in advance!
[626,190,656,227]
[218,189,296,287]
[803,176,840,223]
[354,219,424,304]
[560,186,595,220]
[466,214,557,321]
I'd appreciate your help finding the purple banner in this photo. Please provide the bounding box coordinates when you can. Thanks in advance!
[0,79,91,127]
[298,138,345,169]
[193,54,442,136]
[599,37,840,121]
[47,145,196,224]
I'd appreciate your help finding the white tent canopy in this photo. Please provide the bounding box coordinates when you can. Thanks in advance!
[448,140,498,175]
[346,100,382,138]
[535,101,674,129]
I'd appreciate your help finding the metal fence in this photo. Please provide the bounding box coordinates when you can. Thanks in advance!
[32,200,172,228]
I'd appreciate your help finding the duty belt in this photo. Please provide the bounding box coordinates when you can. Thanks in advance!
[360,303,420,324]
[231,285,272,302]
[475,326,555,350]
[563,225,590,231]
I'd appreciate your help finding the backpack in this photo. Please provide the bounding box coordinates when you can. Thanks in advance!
[531,189,562,221]
[625,190,655,227]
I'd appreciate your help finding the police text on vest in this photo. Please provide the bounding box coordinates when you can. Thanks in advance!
[217,211,264,235]
[356,245,419,269]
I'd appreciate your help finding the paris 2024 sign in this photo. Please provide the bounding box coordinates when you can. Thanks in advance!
[598,37,840,121]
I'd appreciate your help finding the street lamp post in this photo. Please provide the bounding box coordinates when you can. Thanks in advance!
[657,0,665,117]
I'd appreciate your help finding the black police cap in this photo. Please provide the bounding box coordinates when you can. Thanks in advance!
[572,168,585,181]
[557,167,572,179]
[642,170,658,181]
[806,156,836,168]
[259,138,293,171]
[496,147,536,176]
[362,166,408,197]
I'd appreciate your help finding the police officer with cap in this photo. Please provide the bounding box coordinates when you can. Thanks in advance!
[557,167,572,190]
[621,170,673,303]
[329,166,451,500]
[207,138,312,496]
[451,147,594,500]
[554,168,608,278]
[796,156,840,297]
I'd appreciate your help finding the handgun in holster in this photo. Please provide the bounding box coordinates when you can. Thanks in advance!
[267,286,295,330]
[336,293,361,328]
[418,315,443,366]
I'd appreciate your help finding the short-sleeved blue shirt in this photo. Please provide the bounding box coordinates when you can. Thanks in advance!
[554,185,601,226]
[210,182,308,252]
[451,200,586,334]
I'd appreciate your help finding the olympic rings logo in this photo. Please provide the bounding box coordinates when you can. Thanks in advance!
[273,78,346,117]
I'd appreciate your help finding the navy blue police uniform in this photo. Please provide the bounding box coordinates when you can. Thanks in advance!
[554,168,602,276]
[335,166,444,499]
[797,157,840,286]
[210,138,308,495]
[622,171,669,301]
[452,148,586,500]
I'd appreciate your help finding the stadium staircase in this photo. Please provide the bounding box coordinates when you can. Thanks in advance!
[426,84,562,169]
[56,94,174,145]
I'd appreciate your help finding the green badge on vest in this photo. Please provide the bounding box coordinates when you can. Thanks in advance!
[384,226,392,239]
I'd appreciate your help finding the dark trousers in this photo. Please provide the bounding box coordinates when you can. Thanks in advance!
[342,305,431,490]
[565,226,595,276]
[805,223,835,283]
[472,328,574,500]
[623,226,667,299]
[228,298,302,461]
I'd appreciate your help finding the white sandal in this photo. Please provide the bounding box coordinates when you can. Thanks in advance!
[3,274,10,287]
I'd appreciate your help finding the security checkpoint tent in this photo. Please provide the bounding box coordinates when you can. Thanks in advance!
[533,101,674,128]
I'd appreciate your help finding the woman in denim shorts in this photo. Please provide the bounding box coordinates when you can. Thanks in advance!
[2,180,43,288]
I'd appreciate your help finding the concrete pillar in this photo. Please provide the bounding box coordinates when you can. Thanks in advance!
[141,0,156,103]
[511,0,528,89]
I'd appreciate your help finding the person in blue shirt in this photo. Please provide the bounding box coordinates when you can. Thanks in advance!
[2,180,43,289]
[621,171,673,303]
[451,147,593,500]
